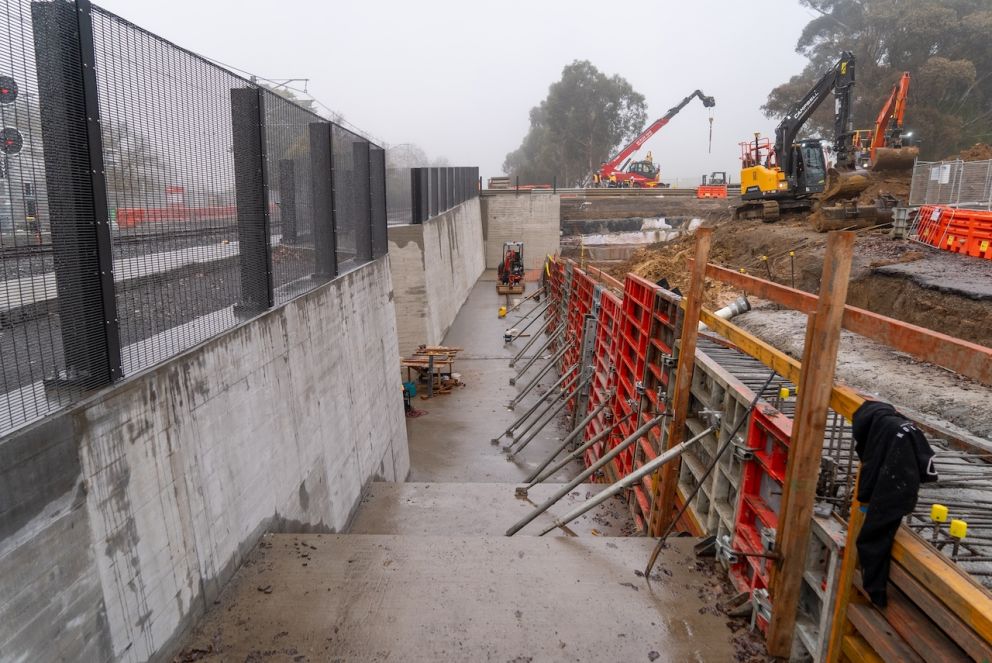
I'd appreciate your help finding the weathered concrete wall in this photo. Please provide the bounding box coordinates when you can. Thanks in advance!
[480,192,560,269]
[0,258,408,663]
[388,197,484,357]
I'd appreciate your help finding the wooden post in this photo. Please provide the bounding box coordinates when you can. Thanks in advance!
[825,474,864,662]
[767,231,855,657]
[647,227,712,535]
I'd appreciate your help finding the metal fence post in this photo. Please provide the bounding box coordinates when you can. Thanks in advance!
[352,140,372,261]
[410,167,424,224]
[32,0,122,385]
[231,86,273,311]
[430,167,439,217]
[278,159,297,244]
[438,167,448,213]
[369,146,387,257]
[309,122,337,278]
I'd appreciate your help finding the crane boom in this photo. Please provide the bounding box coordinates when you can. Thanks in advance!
[597,89,715,185]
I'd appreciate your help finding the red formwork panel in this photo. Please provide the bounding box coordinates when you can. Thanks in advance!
[629,283,682,530]
[729,407,793,631]
[545,258,565,354]
[605,275,656,483]
[583,287,622,470]
[562,267,595,402]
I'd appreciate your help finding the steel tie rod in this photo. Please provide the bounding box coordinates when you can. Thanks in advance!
[509,344,570,408]
[505,413,667,536]
[511,328,563,384]
[506,373,592,458]
[538,426,715,536]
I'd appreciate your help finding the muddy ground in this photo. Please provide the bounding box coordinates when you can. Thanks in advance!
[611,217,992,347]
[736,307,992,445]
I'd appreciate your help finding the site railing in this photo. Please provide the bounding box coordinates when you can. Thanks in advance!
[0,0,387,435]
[908,158,992,210]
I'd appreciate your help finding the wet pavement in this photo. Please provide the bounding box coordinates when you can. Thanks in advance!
[176,273,738,662]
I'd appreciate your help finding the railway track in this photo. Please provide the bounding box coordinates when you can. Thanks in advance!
[0,223,239,259]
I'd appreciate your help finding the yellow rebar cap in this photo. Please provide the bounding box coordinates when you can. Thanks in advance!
[949,519,967,539]
[930,504,948,522]
[778,387,790,400]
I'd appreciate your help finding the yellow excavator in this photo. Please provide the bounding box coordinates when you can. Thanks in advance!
[735,52,870,222]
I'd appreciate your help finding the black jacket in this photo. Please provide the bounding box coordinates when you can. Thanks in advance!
[851,400,938,606]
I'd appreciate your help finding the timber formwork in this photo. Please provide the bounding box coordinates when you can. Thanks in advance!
[541,255,992,662]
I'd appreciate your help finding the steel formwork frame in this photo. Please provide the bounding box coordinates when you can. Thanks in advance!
[544,255,992,663]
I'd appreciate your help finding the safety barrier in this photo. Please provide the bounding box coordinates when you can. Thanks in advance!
[542,252,992,662]
[915,204,992,259]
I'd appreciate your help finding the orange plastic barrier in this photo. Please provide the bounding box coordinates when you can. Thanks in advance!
[916,205,992,259]
[696,184,728,199]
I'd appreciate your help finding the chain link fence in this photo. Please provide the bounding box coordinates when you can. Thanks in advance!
[908,159,992,209]
[0,0,386,435]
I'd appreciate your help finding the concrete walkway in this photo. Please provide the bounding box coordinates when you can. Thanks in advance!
[177,274,737,661]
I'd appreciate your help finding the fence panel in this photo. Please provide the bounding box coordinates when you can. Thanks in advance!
[909,159,992,209]
[0,0,386,436]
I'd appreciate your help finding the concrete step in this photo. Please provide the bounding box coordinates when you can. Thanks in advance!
[179,533,736,662]
[351,481,636,536]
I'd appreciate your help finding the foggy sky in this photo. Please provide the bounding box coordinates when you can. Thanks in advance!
[94,0,816,185]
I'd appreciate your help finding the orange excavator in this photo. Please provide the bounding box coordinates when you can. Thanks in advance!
[858,72,918,170]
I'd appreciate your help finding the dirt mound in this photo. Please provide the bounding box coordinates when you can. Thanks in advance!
[856,171,911,204]
[954,143,992,162]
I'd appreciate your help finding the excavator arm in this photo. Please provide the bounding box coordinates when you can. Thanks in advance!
[775,51,856,175]
[869,72,917,170]
[598,89,715,181]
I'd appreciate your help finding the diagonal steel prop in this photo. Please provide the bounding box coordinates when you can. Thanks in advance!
[538,426,715,536]
[525,409,635,489]
[510,327,563,384]
[506,371,579,444]
[644,369,777,577]
[505,413,667,536]
[505,373,592,458]
[491,364,576,445]
[509,344,570,408]
[509,315,554,368]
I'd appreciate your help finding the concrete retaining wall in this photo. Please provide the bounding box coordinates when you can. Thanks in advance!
[388,197,485,357]
[0,258,408,663]
[480,192,560,269]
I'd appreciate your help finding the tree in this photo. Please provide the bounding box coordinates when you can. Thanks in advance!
[763,0,992,159]
[102,120,164,196]
[504,61,648,186]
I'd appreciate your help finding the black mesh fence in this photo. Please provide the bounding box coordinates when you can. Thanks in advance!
[0,0,385,435]
[406,166,479,223]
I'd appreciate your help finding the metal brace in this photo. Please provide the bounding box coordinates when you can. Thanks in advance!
[750,588,772,630]
[716,534,738,565]
[698,409,722,429]
[732,444,754,461]
[635,381,645,396]
[760,526,776,554]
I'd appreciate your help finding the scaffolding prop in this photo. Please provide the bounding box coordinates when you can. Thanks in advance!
[505,412,668,536]
[492,365,576,446]
[505,373,593,458]
[538,425,717,536]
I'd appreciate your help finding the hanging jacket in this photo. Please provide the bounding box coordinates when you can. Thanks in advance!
[851,400,938,607]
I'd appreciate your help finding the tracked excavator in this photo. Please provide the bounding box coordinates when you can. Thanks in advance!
[734,52,869,222]
[862,72,918,171]
[593,89,715,188]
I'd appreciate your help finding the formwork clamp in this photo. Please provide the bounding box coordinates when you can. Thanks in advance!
[751,588,772,630]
